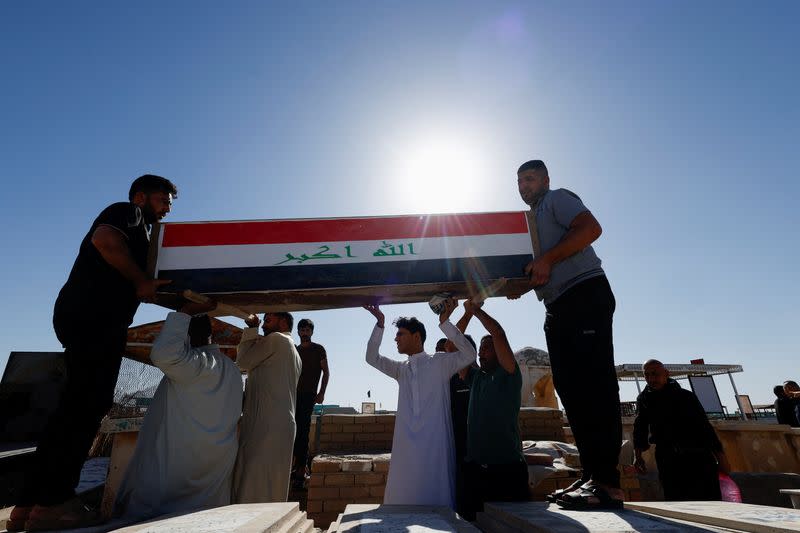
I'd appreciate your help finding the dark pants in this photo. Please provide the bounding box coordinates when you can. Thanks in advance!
[19,318,125,506]
[544,275,622,488]
[462,461,529,520]
[656,446,721,501]
[453,448,467,518]
[292,391,316,478]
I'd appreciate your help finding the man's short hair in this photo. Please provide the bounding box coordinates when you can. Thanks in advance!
[393,317,426,344]
[188,314,212,342]
[129,174,178,202]
[298,318,314,331]
[272,312,294,331]
[435,338,447,351]
[517,160,548,176]
[775,385,787,398]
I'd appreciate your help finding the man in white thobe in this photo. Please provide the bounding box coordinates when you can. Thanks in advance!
[114,301,243,521]
[363,298,476,508]
[232,312,302,503]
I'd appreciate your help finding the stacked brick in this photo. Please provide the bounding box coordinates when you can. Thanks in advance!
[316,409,564,455]
[518,407,565,441]
[317,414,395,453]
[306,453,390,529]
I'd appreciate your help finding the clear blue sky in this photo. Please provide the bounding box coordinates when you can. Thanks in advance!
[1,1,797,411]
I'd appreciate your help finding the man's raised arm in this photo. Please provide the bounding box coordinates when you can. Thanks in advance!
[438,298,476,373]
[364,305,402,380]
[464,300,516,374]
[236,314,275,372]
[151,300,218,381]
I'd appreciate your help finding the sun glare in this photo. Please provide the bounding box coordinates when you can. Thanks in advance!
[392,137,486,215]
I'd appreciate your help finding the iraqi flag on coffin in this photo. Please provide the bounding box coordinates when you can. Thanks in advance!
[148,211,535,313]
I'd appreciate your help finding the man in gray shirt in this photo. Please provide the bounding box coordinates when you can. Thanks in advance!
[516,159,622,510]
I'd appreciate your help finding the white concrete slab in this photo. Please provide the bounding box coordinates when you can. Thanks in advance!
[625,500,800,533]
[331,504,479,532]
[108,503,302,533]
[482,501,734,533]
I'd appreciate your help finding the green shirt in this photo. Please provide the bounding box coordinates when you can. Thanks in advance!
[465,363,524,465]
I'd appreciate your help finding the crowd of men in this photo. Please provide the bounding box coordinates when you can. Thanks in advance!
[9,160,732,531]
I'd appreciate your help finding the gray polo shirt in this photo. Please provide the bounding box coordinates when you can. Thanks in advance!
[532,188,604,304]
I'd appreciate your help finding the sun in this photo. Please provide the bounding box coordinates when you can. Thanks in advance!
[390,136,486,214]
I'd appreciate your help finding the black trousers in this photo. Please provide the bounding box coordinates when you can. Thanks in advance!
[656,446,721,501]
[292,391,316,477]
[462,461,529,520]
[19,318,125,506]
[544,275,622,488]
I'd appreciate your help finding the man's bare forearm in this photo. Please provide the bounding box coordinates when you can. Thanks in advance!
[92,227,148,285]
[319,370,329,395]
[541,212,602,266]
[454,309,473,333]
[472,307,516,373]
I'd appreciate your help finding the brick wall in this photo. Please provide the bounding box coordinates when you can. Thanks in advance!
[315,408,565,455]
[307,453,389,529]
[317,414,395,453]
[518,407,565,442]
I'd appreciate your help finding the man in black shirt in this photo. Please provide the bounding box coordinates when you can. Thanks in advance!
[633,359,730,501]
[10,175,177,532]
[774,385,799,427]
[291,318,330,489]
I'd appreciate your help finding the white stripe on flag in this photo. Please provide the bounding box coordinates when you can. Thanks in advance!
[156,233,531,272]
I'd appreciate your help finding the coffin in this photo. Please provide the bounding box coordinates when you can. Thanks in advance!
[149,211,535,313]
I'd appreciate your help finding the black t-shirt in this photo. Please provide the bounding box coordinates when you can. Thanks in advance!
[776,397,800,427]
[54,202,151,330]
[296,342,327,394]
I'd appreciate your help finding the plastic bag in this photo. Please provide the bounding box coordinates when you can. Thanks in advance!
[719,472,742,503]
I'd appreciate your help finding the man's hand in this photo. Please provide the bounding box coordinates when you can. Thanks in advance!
[633,453,647,475]
[524,256,553,288]
[179,299,217,316]
[137,279,173,303]
[462,299,484,316]
[439,297,458,324]
[245,314,261,328]
[363,305,385,328]
[315,392,325,404]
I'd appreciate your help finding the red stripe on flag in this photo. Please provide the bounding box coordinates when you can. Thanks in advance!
[161,212,529,247]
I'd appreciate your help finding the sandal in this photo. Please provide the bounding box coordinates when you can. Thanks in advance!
[556,484,623,510]
[545,479,587,503]
[5,505,31,532]
[24,497,104,532]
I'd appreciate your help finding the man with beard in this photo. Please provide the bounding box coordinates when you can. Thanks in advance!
[634,359,730,501]
[10,175,176,532]
[515,159,622,510]
[232,312,302,503]
[460,301,528,520]
[291,318,330,489]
